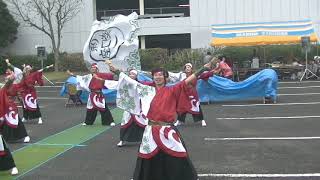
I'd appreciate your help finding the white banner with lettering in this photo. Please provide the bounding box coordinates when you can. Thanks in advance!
[83,12,141,72]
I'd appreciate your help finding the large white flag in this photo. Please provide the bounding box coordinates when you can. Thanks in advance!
[83,12,141,72]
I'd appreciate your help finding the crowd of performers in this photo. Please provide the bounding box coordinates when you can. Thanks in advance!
[68,58,217,180]
[0,55,229,179]
[0,59,52,175]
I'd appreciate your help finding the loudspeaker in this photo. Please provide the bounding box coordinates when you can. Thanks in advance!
[301,36,310,48]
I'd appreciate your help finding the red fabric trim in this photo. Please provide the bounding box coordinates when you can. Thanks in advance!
[89,93,106,111]
[0,89,9,117]
[5,121,18,128]
[0,151,7,156]
[199,71,214,81]
[120,115,133,129]
[151,126,187,158]
[138,147,160,159]
[133,116,147,128]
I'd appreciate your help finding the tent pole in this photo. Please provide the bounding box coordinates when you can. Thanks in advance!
[264,46,266,68]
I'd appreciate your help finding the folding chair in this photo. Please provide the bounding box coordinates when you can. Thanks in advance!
[65,84,83,107]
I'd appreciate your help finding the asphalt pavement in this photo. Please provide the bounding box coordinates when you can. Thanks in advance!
[8,81,320,180]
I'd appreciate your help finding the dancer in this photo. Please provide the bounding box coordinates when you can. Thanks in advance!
[117,62,211,180]
[67,62,116,126]
[18,63,53,124]
[0,83,19,175]
[0,62,30,143]
[116,68,148,147]
[174,63,207,127]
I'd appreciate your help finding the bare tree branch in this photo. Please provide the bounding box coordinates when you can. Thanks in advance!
[8,0,83,71]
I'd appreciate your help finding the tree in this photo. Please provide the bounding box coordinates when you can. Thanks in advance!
[9,0,83,71]
[0,0,19,48]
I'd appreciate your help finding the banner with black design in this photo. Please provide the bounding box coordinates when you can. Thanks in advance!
[83,12,141,72]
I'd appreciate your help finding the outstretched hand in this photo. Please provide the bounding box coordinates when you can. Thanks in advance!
[105,59,112,65]
[46,64,54,69]
[66,70,74,76]
[5,59,10,64]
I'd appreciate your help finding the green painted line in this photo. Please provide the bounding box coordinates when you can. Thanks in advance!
[0,108,123,180]
[34,143,87,147]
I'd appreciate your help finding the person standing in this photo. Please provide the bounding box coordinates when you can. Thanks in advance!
[0,83,19,176]
[1,64,30,143]
[117,62,211,180]
[18,63,53,124]
[203,51,213,64]
[67,63,116,126]
[174,63,207,127]
[117,69,148,147]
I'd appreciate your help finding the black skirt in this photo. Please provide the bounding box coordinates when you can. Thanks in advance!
[23,105,42,120]
[177,105,204,123]
[1,118,28,142]
[133,126,198,180]
[0,137,16,171]
[120,121,145,143]
[133,151,198,180]
[85,103,114,125]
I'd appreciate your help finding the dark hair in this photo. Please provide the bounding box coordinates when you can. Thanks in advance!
[218,55,226,60]
[207,52,212,55]
[151,67,169,78]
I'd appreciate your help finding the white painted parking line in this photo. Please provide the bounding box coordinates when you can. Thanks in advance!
[204,137,320,141]
[36,86,62,88]
[278,93,320,96]
[37,91,59,93]
[279,81,320,84]
[279,86,320,89]
[217,115,320,120]
[222,102,320,107]
[38,97,67,100]
[17,106,45,108]
[198,173,320,178]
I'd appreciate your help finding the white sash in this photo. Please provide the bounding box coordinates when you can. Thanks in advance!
[138,125,187,158]
[5,109,19,127]
[87,92,106,110]
[23,93,37,110]
[0,135,5,155]
[134,114,148,127]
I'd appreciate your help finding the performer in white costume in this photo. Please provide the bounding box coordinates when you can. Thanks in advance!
[117,62,211,180]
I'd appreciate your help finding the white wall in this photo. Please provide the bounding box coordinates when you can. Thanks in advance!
[4,0,96,55]
[138,17,191,36]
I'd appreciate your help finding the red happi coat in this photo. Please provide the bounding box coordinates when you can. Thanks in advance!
[87,73,114,111]
[19,71,44,111]
[147,82,192,123]
[183,76,201,114]
[138,81,192,158]
[0,84,20,128]
[0,89,9,120]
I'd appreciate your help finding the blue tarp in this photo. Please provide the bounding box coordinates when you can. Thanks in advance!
[60,76,116,103]
[197,69,278,102]
[60,69,278,103]
[60,74,153,103]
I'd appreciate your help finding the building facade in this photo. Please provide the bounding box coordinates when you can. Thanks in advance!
[4,0,320,55]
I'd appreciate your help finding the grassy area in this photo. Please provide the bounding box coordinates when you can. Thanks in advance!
[0,71,85,85]
[43,71,70,82]
[43,71,88,82]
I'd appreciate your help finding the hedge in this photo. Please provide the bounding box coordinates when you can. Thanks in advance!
[1,45,319,74]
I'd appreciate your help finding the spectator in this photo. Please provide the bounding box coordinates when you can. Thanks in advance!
[203,52,213,64]
[212,55,233,79]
